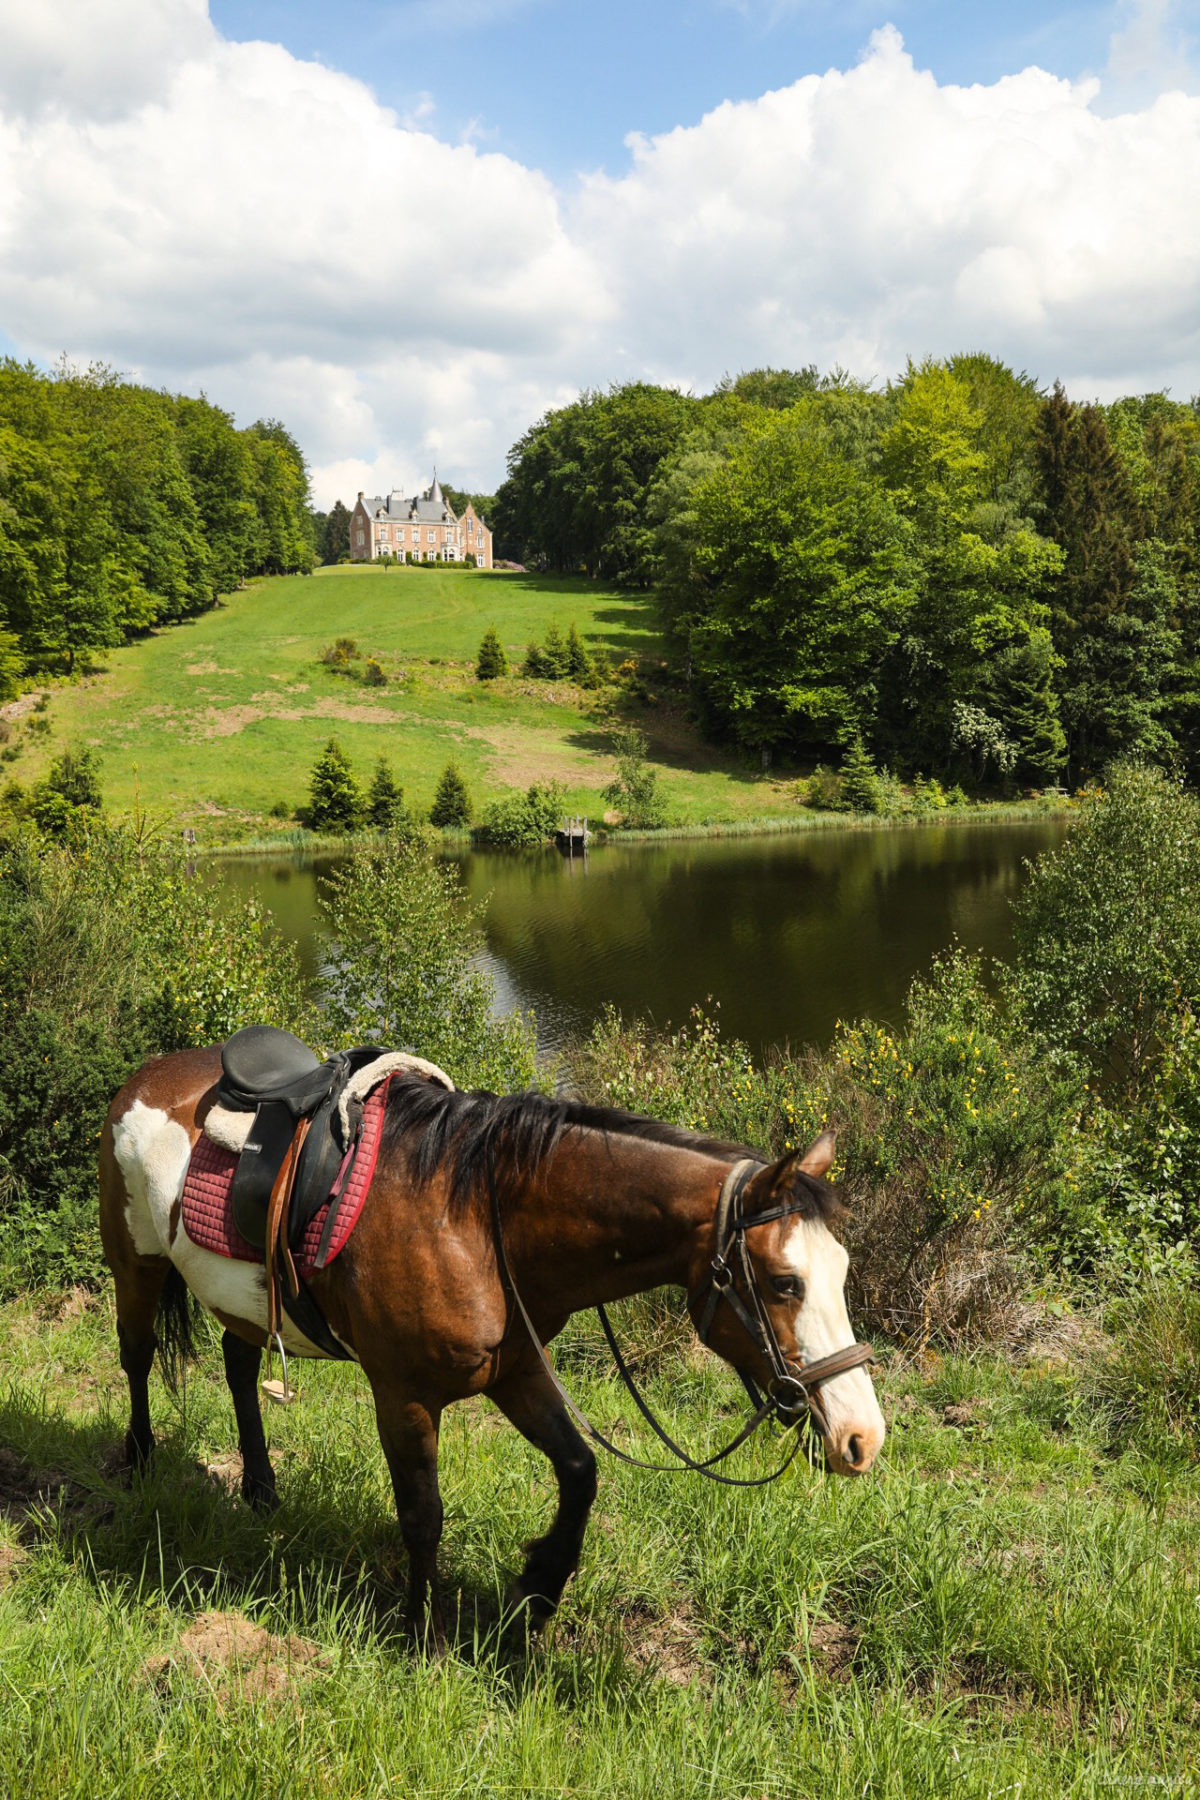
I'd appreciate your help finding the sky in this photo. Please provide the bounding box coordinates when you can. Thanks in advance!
[1,0,1198,506]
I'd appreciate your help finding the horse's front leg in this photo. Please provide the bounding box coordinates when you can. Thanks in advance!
[489,1362,598,1628]
[372,1388,447,1653]
[221,1330,279,1511]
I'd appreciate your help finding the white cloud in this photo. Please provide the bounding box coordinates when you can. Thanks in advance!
[0,5,1198,506]
[576,25,1200,403]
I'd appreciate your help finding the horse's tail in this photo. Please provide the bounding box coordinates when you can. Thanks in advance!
[156,1266,204,1390]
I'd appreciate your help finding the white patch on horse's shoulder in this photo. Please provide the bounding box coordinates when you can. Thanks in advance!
[112,1100,190,1258]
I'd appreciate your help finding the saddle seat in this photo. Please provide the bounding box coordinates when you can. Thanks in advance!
[218,1024,325,1112]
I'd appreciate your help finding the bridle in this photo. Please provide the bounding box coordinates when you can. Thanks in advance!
[487,1149,874,1487]
[692,1158,875,1438]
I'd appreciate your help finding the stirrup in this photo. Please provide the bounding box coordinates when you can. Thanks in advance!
[261,1331,298,1406]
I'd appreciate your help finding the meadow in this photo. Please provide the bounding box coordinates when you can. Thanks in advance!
[14,566,804,843]
[0,1291,1195,1797]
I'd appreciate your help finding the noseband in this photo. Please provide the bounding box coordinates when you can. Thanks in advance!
[692,1159,875,1437]
[488,1146,874,1486]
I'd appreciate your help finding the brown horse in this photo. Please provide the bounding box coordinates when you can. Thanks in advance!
[100,1050,885,1648]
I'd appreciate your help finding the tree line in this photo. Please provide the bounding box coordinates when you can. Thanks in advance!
[492,362,1200,785]
[0,360,314,690]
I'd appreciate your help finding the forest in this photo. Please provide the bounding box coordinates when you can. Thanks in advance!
[492,360,1200,786]
[0,359,314,689]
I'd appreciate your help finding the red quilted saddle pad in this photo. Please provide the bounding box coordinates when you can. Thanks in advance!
[181,1076,392,1273]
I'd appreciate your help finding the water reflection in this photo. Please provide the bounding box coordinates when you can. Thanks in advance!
[211,820,1067,1057]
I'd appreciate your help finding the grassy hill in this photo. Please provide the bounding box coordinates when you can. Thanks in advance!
[13,565,798,844]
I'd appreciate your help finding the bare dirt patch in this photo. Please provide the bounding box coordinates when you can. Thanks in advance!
[0,1539,26,1586]
[0,693,47,724]
[471,723,611,791]
[621,1600,705,1688]
[806,1617,861,1681]
[144,1610,327,1701]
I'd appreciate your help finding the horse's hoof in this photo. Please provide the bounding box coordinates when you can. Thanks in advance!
[505,1580,555,1633]
[243,1478,280,1513]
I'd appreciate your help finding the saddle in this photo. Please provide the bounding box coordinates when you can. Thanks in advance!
[217,1026,392,1362]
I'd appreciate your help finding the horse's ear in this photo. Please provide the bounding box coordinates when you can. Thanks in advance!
[742,1130,837,1216]
[795,1130,836,1180]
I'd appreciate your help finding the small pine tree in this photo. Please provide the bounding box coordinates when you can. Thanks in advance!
[840,735,882,814]
[429,761,472,828]
[306,738,361,832]
[476,625,508,681]
[367,756,405,828]
[540,622,568,679]
[522,642,544,677]
[565,622,593,683]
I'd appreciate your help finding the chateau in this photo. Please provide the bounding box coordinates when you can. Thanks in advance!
[350,474,493,566]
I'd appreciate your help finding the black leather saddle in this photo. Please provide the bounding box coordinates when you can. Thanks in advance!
[216,1026,391,1359]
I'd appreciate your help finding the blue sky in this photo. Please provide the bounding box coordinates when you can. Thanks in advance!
[1,1,1198,500]
[208,0,1188,176]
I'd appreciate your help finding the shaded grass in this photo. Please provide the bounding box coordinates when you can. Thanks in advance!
[0,1293,1197,1795]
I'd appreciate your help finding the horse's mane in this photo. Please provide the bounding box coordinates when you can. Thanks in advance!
[380,1076,839,1224]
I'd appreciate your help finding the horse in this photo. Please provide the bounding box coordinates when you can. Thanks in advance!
[100,1048,886,1649]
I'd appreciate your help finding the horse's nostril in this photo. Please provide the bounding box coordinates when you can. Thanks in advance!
[847,1433,864,1467]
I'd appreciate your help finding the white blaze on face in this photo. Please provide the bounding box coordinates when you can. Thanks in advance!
[111,1099,342,1359]
[781,1215,886,1472]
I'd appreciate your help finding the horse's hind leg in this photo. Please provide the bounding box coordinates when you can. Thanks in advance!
[110,1256,170,1471]
[489,1364,598,1627]
[221,1330,279,1511]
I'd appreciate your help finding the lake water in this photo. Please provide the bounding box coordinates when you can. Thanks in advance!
[211,817,1068,1057]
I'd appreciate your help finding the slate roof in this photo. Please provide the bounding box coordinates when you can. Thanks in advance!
[359,473,488,529]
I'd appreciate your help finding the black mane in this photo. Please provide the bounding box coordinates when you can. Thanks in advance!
[379,1077,840,1225]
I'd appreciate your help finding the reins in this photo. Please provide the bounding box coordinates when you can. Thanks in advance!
[486,1147,873,1486]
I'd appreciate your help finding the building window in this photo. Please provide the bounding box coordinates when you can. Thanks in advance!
[355,529,364,546]
[426,529,435,543]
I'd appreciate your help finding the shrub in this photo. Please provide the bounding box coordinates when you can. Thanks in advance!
[429,761,472,829]
[1009,761,1200,1104]
[476,625,508,681]
[363,657,387,687]
[473,781,564,848]
[366,756,406,830]
[0,829,311,1290]
[603,724,667,829]
[304,738,361,832]
[840,735,882,815]
[803,765,845,811]
[317,835,536,1091]
[1084,1267,1200,1460]
[319,637,360,671]
[30,747,104,839]
[539,622,569,679]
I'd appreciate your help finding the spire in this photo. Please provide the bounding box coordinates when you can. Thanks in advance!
[427,467,444,506]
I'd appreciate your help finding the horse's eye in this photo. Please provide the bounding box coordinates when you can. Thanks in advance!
[771,1274,805,1301]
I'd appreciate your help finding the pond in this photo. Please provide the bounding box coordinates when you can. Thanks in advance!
[211,817,1068,1058]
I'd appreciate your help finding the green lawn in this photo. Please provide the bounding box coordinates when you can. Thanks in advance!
[15,567,801,843]
[0,1294,1195,1796]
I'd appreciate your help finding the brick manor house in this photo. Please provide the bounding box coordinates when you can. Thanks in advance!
[350,474,493,566]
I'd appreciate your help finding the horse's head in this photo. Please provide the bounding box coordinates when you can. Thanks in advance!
[689,1131,885,1477]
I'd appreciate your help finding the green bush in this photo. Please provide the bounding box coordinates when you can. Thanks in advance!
[603,724,668,829]
[802,765,845,811]
[840,735,882,814]
[429,762,472,829]
[473,781,564,848]
[317,835,536,1091]
[475,625,508,680]
[0,829,311,1290]
[304,738,361,832]
[1009,761,1200,1104]
[1085,1266,1200,1460]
